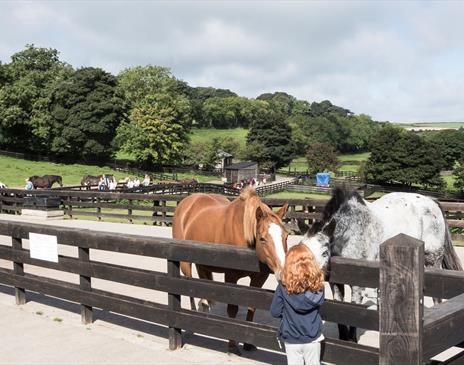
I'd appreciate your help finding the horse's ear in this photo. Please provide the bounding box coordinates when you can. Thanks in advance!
[276,203,288,219]
[322,219,336,238]
[256,206,267,221]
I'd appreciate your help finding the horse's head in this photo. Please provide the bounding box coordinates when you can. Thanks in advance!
[253,203,289,280]
[300,221,334,273]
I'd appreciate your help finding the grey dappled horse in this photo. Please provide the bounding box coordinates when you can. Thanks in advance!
[299,188,463,343]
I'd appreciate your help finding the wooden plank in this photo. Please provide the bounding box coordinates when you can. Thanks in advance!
[322,338,379,365]
[329,257,379,288]
[330,257,464,300]
[168,260,182,350]
[424,269,464,299]
[0,220,265,272]
[78,247,92,324]
[12,237,25,305]
[379,234,424,365]
[423,293,464,360]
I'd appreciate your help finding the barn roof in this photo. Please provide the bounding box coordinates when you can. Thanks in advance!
[225,161,258,170]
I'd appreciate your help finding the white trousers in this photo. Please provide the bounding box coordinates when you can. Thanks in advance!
[285,341,321,365]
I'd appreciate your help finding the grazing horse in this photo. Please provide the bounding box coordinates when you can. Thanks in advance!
[29,175,63,189]
[299,188,463,343]
[81,175,102,188]
[172,187,288,355]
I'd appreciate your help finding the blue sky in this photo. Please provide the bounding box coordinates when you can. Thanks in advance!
[0,0,463,123]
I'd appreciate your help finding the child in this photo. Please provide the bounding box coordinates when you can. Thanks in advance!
[271,244,325,365]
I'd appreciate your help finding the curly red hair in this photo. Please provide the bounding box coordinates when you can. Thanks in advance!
[282,244,324,294]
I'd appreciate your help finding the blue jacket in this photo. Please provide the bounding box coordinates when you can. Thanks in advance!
[270,282,324,344]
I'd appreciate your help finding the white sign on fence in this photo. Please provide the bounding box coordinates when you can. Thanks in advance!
[29,233,58,263]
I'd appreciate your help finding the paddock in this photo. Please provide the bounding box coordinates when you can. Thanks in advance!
[0,214,463,364]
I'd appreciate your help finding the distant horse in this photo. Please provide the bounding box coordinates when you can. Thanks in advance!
[81,175,102,187]
[172,187,288,355]
[29,175,63,189]
[81,174,115,190]
[299,188,463,343]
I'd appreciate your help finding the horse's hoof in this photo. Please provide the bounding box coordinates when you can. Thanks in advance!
[228,345,242,356]
[243,343,257,351]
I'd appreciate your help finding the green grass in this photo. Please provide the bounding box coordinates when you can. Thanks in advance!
[0,155,218,188]
[264,191,331,200]
[338,152,370,162]
[443,175,457,192]
[396,122,464,129]
[189,128,248,147]
[338,165,360,172]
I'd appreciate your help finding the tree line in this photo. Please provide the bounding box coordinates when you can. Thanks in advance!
[0,45,381,172]
[2,45,463,191]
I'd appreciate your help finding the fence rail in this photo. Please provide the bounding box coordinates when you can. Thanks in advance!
[0,221,463,363]
[1,188,464,240]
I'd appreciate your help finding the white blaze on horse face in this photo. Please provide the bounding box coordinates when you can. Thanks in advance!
[269,223,285,268]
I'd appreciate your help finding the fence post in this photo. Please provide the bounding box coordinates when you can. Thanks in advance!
[128,199,133,224]
[379,233,424,365]
[78,247,93,324]
[167,259,182,350]
[96,197,101,221]
[12,237,26,305]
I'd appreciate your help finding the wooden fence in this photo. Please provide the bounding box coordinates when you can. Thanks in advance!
[1,188,464,240]
[0,221,463,363]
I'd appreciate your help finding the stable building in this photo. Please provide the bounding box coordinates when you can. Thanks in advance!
[224,161,258,184]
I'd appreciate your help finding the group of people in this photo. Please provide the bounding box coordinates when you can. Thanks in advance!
[271,244,325,365]
[124,174,150,189]
[231,177,268,190]
[97,174,151,191]
[98,175,117,191]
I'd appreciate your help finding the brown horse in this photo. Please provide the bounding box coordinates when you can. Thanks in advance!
[29,175,63,189]
[172,187,288,354]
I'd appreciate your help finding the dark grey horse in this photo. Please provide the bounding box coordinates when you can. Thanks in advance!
[29,175,63,189]
[299,188,463,342]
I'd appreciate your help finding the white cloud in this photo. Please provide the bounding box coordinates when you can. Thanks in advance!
[0,0,463,122]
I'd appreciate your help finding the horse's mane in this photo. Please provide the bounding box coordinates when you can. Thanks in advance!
[241,187,273,247]
[310,187,365,234]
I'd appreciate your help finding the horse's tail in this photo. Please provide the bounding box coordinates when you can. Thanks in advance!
[437,203,463,271]
[442,218,463,271]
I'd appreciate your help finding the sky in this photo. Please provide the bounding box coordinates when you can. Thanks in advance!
[0,0,463,123]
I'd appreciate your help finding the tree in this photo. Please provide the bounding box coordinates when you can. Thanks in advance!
[183,137,240,168]
[426,128,464,170]
[365,124,444,189]
[453,160,464,193]
[117,65,187,108]
[257,91,296,116]
[49,67,124,161]
[114,93,191,166]
[245,109,294,172]
[0,45,71,153]
[188,86,237,127]
[306,143,339,175]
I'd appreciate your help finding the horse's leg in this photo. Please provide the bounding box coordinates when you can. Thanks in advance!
[225,271,242,356]
[180,261,197,311]
[348,285,362,343]
[243,272,269,351]
[331,283,351,341]
[431,258,443,306]
[196,265,214,312]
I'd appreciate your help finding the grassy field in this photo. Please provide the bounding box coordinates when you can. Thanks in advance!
[284,152,369,173]
[0,155,218,188]
[264,191,331,200]
[396,122,464,129]
[189,128,248,147]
